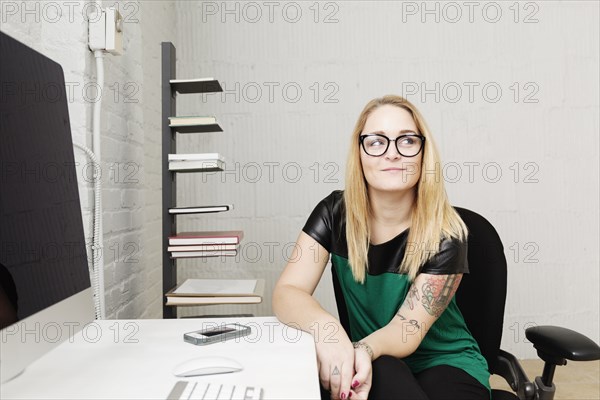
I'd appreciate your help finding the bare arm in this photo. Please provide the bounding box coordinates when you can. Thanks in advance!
[272,231,336,329]
[272,231,355,399]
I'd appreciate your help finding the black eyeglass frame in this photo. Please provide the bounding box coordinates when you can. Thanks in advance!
[359,133,426,157]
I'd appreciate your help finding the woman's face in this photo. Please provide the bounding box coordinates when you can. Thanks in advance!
[359,105,423,194]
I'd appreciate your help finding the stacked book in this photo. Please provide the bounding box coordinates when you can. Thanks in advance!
[168,230,243,258]
[168,153,225,172]
[165,278,264,306]
[169,204,233,215]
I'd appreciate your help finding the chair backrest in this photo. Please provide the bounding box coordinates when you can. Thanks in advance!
[453,207,507,373]
[331,207,507,373]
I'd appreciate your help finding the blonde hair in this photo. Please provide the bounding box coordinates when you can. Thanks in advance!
[344,95,468,283]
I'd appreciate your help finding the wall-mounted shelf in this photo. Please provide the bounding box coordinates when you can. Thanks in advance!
[161,42,239,318]
[170,124,223,134]
[170,78,223,94]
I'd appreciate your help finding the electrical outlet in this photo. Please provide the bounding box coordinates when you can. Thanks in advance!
[88,8,106,51]
[88,6,123,55]
[105,7,123,55]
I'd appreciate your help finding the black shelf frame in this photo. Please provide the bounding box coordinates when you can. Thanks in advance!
[162,42,177,319]
[161,42,225,319]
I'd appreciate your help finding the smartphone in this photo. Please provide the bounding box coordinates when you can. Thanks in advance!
[183,323,251,346]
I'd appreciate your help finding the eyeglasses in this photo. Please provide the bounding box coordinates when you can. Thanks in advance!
[359,133,426,157]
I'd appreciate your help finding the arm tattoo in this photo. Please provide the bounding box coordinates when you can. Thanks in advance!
[406,285,420,310]
[395,312,421,330]
[421,274,461,317]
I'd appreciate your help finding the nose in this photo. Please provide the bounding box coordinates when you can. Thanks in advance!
[384,140,401,160]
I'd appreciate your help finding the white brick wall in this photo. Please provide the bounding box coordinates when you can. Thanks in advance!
[1,0,177,319]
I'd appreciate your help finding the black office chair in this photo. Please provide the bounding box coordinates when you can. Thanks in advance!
[331,207,600,400]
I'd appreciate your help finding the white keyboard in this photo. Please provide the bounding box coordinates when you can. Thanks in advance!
[167,380,263,400]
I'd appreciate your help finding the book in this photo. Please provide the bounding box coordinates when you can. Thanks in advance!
[165,278,264,306]
[168,116,217,126]
[170,77,215,83]
[168,244,239,252]
[165,296,261,306]
[168,153,225,162]
[168,159,225,172]
[168,230,244,246]
[169,205,232,214]
[170,250,238,258]
[168,278,263,296]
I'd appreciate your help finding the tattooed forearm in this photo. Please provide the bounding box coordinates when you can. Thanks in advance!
[395,312,421,329]
[406,285,420,310]
[421,274,462,317]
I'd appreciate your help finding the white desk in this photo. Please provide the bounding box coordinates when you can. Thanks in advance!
[1,317,320,400]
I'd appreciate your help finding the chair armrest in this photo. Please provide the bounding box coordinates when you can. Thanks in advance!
[494,349,536,400]
[525,326,600,363]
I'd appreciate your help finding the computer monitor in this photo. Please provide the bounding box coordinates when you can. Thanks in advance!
[0,31,95,383]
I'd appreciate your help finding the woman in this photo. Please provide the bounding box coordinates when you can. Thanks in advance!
[272,95,490,399]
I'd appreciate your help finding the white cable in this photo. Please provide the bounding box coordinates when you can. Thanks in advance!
[92,49,106,320]
[73,142,103,320]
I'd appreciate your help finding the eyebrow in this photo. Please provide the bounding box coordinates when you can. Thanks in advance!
[362,129,419,135]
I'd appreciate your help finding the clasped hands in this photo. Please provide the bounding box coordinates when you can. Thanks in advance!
[316,338,373,400]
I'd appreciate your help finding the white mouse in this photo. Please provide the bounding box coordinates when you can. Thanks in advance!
[172,356,243,377]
